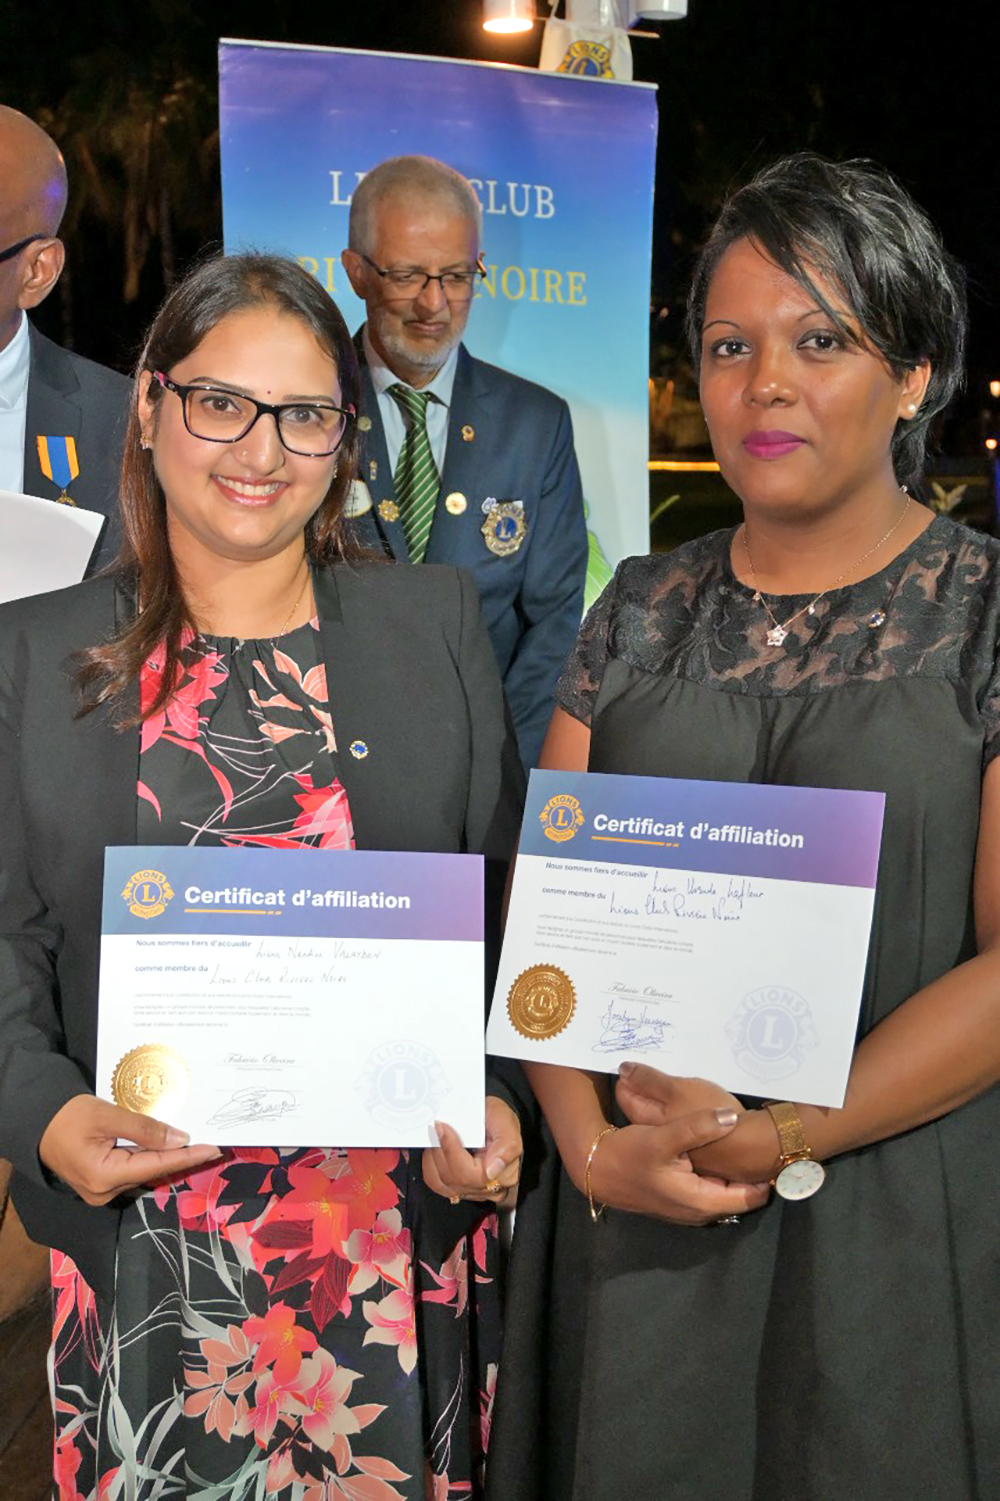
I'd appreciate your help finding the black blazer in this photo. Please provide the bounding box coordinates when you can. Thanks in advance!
[0,562,525,1300]
[23,325,131,573]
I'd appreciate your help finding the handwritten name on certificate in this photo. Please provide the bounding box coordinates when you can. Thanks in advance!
[97,845,485,1146]
[487,771,885,1107]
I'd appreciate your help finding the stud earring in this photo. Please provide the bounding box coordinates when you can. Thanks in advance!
[140,434,152,450]
[907,403,918,416]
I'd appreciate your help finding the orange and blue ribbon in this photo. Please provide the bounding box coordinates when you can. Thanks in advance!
[36,435,80,501]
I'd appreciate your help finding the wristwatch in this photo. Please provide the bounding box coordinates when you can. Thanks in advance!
[764,1101,826,1201]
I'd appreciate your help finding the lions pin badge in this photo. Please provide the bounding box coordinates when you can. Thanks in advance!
[481,498,527,557]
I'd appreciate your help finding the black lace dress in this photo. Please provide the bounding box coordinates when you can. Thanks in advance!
[489,515,1000,1501]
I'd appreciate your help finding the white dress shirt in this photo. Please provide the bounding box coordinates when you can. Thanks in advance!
[362,326,458,478]
[0,314,30,494]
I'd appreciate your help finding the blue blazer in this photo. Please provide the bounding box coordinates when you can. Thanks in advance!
[24,325,131,573]
[349,339,588,768]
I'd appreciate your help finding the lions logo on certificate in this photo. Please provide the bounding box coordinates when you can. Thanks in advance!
[539,793,585,843]
[122,869,174,920]
[726,985,820,1085]
[358,1039,450,1131]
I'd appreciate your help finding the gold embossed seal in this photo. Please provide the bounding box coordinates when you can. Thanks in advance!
[112,1044,190,1115]
[507,964,576,1040]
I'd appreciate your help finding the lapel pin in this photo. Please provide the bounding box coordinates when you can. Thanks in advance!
[482,500,528,557]
[369,459,378,482]
[358,415,372,432]
[378,499,400,524]
[349,739,369,760]
[445,492,468,516]
[461,424,475,442]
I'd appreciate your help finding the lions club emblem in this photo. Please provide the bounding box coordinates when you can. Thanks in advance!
[122,869,174,921]
[539,793,585,843]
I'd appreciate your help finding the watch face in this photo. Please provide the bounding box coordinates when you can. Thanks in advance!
[775,1157,825,1201]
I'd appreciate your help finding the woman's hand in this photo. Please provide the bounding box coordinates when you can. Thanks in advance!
[423,1095,522,1207]
[615,1063,781,1185]
[615,1062,744,1127]
[38,1094,222,1206]
[588,1108,771,1226]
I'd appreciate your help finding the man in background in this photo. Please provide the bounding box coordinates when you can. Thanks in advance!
[0,106,129,572]
[341,154,588,770]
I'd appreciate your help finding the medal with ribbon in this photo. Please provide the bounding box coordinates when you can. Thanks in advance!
[36,435,80,505]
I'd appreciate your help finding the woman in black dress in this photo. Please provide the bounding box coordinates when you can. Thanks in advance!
[0,253,525,1499]
[489,155,999,1499]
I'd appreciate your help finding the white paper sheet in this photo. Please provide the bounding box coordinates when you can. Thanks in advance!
[0,488,105,603]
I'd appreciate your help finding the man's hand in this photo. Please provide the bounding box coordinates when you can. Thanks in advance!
[39,1094,222,1206]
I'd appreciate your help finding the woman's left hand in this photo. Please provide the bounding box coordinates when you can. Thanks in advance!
[616,1062,744,1126]
[423,1095,522,1207]
[616,1062,778,1183]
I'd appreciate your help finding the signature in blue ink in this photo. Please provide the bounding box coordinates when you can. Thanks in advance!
[592,999,670,1054]
[208,1088,299,1126]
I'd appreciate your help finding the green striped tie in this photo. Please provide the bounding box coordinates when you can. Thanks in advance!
[389,384,440,564]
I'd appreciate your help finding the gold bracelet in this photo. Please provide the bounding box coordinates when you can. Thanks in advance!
[583,1125,618,1223]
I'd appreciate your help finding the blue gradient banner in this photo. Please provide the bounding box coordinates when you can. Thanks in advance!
[218,39,658,590]
[521,770,885,887]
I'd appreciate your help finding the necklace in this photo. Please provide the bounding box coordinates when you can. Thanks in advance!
[742,494,910,647]
[275,566,311,638]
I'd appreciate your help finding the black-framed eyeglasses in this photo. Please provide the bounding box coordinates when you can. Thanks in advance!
[0,234,48,266]
[360,253,486,302]
[153,372,355,457]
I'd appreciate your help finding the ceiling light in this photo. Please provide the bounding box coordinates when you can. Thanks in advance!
[483,0,535,33]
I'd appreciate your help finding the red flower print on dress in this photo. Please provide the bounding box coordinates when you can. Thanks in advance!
[183,1324,255,1442]
[54,1430,86,1501]
[244,1365,301,1449]
[362,1287,418,1376]
[265,1161,353,1258]
[140,639,235,812]
[51,1249,101,1373]
[345,1208,411,1294]
[244,1302,318,1386]
[420,1242,469,1318]
[292,774,354,848]
[287,1350,364,1454]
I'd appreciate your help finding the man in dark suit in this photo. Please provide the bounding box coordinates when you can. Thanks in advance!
[341,155,588,770]
[0,106,129,572]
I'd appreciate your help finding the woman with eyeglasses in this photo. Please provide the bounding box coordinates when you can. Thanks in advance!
[0,253,524,1499]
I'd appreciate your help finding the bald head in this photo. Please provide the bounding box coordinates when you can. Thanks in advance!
[0,107,68,240]
[0,108,68,349]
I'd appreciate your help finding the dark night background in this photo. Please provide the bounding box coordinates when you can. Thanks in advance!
[3,0,998,466]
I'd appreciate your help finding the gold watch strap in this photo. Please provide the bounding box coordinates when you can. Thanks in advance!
[764,1100,812,1163]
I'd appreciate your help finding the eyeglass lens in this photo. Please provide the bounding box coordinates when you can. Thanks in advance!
[184,388,346,455]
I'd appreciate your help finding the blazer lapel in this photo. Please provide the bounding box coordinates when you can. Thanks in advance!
[57,580,140,858]
[425,346,494,565]
[24,325,83,503]
[353,334,410,563]
[313,566,386,851]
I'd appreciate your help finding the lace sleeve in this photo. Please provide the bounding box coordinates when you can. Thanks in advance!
[554,570,618,727]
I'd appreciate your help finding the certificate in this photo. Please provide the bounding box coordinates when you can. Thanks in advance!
[487,771,885,1107]
[0,488,104,603]
[97,845,485,1146]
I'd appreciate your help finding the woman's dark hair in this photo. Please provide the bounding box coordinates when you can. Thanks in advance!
[77,252,364,722]
[685,153,968,489]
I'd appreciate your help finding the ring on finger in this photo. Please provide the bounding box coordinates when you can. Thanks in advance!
[449,1193,462,1205]
[715,1214,741,1226]
[485,1178,504,1195]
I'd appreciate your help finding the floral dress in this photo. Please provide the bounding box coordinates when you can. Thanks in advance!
[51,621,500,1501]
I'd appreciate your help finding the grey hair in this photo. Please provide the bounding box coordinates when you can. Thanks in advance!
[348,155,483,256]
[685,153,968,489]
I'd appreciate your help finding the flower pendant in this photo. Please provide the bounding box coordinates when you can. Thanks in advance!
[766,624,788,647]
